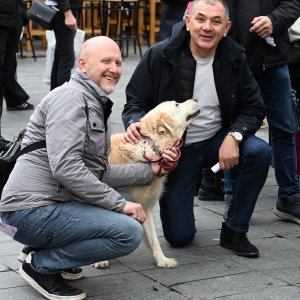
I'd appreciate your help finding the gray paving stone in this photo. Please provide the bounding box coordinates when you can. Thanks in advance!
[140,260,251,286]
[171,270,285,299]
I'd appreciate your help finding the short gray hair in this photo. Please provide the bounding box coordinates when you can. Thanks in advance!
[188,0,230,21]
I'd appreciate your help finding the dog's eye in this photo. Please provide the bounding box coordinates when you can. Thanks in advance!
[175,103,179,107]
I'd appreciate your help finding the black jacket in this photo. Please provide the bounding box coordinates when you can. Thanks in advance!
[227,0,300,74]
[57,0,82,12]
[161,0,190,7]
[0,0,21,28]
[123,21,265,141]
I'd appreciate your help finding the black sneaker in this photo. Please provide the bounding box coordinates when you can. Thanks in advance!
[198,184,224,201]
[19,262,86,300]
[7,102,34,111]
[18,246,84,280]
[220,222,259,258]
[273,198,300,224]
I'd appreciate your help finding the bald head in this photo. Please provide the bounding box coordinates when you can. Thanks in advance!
[79,36,121,60]
[77,36,122,94]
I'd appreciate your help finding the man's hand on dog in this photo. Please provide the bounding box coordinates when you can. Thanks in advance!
[124,122,180,176]
[124,122,142,144]
[122,201,146,224]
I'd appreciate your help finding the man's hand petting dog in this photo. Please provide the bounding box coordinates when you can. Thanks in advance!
[124,121,142,144]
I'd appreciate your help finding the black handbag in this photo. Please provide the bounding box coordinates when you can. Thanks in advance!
[28,0,59,30]
[0,130,46,197]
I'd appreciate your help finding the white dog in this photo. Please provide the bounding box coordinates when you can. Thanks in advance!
[93,99,200,269]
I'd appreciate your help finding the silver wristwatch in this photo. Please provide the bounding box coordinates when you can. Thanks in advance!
[227,132,243,144]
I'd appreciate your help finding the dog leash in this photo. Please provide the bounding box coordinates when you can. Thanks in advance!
[142,138,183,177]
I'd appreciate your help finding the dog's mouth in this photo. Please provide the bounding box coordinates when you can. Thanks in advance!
[186,109,200,121]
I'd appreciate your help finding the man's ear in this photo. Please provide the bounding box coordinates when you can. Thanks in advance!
[224,21,232,37]
[185,15,191,31]
[77,57,86,72]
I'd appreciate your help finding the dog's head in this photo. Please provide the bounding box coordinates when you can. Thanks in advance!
[139,99,200,148]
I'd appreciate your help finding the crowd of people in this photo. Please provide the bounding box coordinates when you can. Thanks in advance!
[0,0,300,299]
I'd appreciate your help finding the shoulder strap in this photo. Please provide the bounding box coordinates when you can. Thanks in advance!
[15,140,46,159]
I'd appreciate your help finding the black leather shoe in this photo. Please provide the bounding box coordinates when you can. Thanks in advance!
[19,262,86,300]
[273,198,300,224]
[220,222,259,257]
[198,183,224,201]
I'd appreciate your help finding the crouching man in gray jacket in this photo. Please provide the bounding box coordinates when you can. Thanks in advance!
[0,36,177,300]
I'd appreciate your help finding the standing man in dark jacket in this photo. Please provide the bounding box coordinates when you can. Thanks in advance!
[122,0,272,257]
[225,0,300,224]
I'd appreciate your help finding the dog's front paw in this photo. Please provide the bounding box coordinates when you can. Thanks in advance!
[156,257,178,268]
[92,260,110,269]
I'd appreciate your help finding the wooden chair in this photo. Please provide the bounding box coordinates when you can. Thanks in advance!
[80,0,102,37]
[103,0,143,57]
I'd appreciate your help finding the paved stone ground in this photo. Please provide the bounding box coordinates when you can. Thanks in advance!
[1,46,300,300]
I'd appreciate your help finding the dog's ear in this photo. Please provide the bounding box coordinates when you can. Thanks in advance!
[156,113,175,136]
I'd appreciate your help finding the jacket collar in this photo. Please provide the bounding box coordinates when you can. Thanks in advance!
[71,69,109,105]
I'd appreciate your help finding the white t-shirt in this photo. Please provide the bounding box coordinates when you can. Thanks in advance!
[185,54,222,145]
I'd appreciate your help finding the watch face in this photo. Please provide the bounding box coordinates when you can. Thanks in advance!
[234,132,243,141]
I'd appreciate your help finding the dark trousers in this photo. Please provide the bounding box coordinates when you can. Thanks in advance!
[3,56,29,107]
[50,9,79,90]
[0,14,23,134]
[160,130,272,246]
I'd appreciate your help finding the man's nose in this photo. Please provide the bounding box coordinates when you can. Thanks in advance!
[202,21,212,30]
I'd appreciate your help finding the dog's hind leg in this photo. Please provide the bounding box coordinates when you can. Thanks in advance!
[143,210,177,268]
[92,260,109,269]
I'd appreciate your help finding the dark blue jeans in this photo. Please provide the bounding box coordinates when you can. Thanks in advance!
[159,130,272,247]
[255,65,300,200]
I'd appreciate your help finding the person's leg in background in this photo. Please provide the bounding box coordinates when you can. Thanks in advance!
[288,63,300,178]
[256,65,300,223]
[4,56,33,111]
[223,169,234,220]
[198,167,224,201]
[0,15,22,145]
[50,9,78,90]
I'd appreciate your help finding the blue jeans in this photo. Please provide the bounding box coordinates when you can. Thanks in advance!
[1,201,143,274]
[159,130,272,246]
[255,65,300,200]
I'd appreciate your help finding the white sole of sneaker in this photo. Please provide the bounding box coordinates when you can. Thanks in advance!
[273,208,300,224]
[19,265,86,300]
[61,271,84,281]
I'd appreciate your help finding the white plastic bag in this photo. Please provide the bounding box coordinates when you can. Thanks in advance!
[43,29,85,84]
